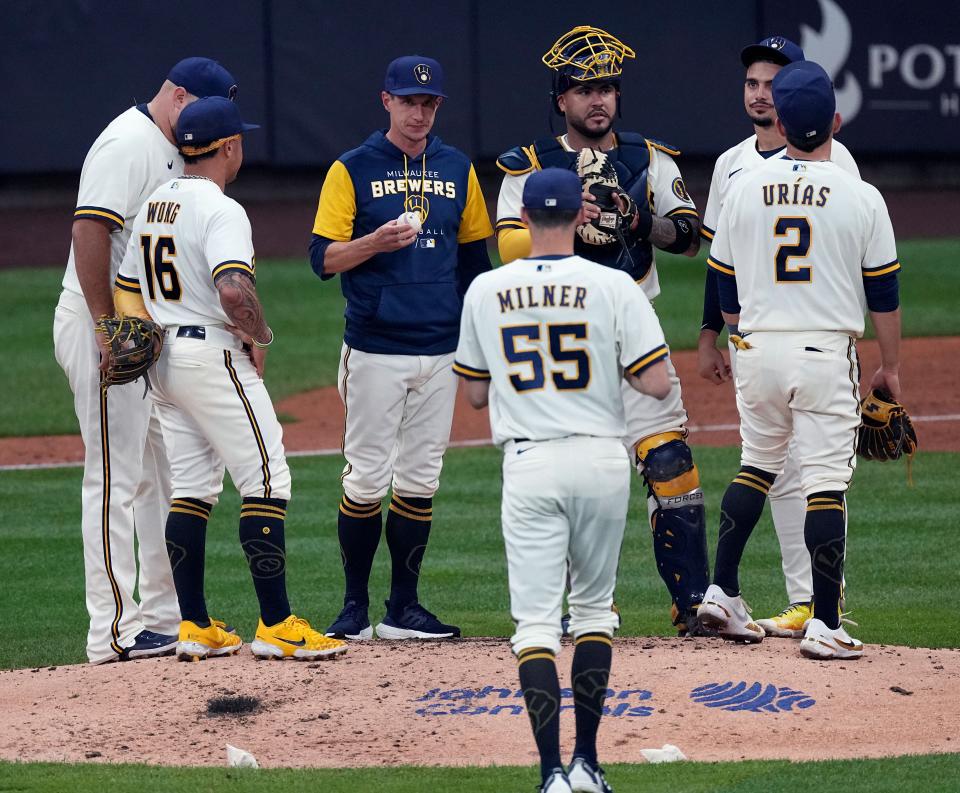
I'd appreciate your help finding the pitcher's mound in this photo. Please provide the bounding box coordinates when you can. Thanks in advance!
[1,637,958,767]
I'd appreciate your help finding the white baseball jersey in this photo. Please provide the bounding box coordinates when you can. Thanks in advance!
[496,136,696,300]
[701,136,859,241]
[708,158,899,336]
[116,176,255,326]
[454,254,668,447]
[63,106,182,295]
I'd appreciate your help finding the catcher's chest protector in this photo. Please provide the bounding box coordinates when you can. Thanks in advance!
[533,133,653,278]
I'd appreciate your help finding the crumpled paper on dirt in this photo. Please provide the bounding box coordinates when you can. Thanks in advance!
[640,743,687,763]
[226,743,259,768]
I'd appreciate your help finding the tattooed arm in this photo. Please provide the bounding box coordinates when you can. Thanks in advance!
[647,214,701,256]
[216,271,273,376]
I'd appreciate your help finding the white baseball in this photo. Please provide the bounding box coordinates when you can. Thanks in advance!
[396,211,422,232]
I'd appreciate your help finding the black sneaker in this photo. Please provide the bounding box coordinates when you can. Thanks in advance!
[375,601,461,639]
[120,629,177,660]
[325,600,373,640]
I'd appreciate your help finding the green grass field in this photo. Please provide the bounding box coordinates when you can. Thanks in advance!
[2,240,959,790]
[7,237,960,437]
[3,753,960,793]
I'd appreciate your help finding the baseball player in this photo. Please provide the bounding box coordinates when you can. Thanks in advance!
[53,57,239,664]
[698,36,861,639]
[113,96,347,661]
[309,55,493,641]
[457,168,670,793]
[697,61,902,660]
[496,25,711,636]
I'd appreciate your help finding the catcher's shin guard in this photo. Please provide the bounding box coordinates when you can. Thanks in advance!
[636,433,710,614]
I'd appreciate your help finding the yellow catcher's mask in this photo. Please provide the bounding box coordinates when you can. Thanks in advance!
[542,25,636,83]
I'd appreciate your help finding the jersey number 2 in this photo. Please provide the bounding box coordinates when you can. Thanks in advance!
[774,217,812,283]
[140,234,182,300]
[501,323,590,392]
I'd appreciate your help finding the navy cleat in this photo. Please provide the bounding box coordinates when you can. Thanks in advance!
[120,629,178,660]
[375,601,461,640]
[325,600,373,640]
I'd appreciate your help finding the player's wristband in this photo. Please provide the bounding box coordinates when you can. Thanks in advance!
[251,328,274,348]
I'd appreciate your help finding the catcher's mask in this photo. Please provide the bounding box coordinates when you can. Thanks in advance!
[543,25,636,116]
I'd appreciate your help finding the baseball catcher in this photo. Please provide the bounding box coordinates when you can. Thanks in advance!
[494,24,710,639]
[95,314,163,387]
[856,389,918,462]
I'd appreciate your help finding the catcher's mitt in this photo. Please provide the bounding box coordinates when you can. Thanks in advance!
[575,148,637,245]
[95,315,164,387]
[856,389,918,462]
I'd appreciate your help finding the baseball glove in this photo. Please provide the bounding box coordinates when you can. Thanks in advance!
[575,148,637,245]
[95,315,164,387]
[856,389,918,462]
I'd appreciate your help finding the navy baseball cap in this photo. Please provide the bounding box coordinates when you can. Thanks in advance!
[740,35,804,68]
[384,55,447,97]
[168,57,239,100]
[176,96,259,154]
[522,168,583,211]
[772,61,836,141]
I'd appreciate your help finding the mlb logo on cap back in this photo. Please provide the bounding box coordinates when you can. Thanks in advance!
[522,167,583,211]
[384,55,447,97]
[176,96,259,155]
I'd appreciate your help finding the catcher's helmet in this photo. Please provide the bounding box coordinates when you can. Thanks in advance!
[543,25,636,115]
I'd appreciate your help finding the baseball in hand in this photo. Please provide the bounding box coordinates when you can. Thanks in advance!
[396,211,422,232]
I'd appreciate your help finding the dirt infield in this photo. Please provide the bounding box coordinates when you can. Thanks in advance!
[4,336,957,468]
[1,638,957,768]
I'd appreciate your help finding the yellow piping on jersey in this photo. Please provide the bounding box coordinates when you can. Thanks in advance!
[647,140,681,157]
[862,261,901,277]
[707,256,735,276]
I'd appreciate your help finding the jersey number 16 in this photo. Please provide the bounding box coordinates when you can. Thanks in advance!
[139,234,183,300]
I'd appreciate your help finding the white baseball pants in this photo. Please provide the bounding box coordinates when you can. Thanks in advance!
[53,289,179,664]
[502,436,631,656]
[149,327,291,503]
[337,345,456,502]
[734,331,861,496]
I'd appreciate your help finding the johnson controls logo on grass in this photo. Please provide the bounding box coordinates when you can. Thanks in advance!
[414,685,655,718]
[414,681,817,717]
[691,682,816,713]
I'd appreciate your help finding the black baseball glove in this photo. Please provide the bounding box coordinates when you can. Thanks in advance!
[95,315,164,387]
[856,389,918,461]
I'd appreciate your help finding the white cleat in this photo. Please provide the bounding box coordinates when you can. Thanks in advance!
[568,757,613,792]
[696,584,765,643]
[800,617,864,660]
[541,768,573,792]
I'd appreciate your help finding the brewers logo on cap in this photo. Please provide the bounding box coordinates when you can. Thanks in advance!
[768,36,786,50]
[414,64,432,84]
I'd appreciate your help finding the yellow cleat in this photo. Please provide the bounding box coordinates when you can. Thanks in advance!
[251,615,348,660]
[756,602,812,639]
[176,619,243,661]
